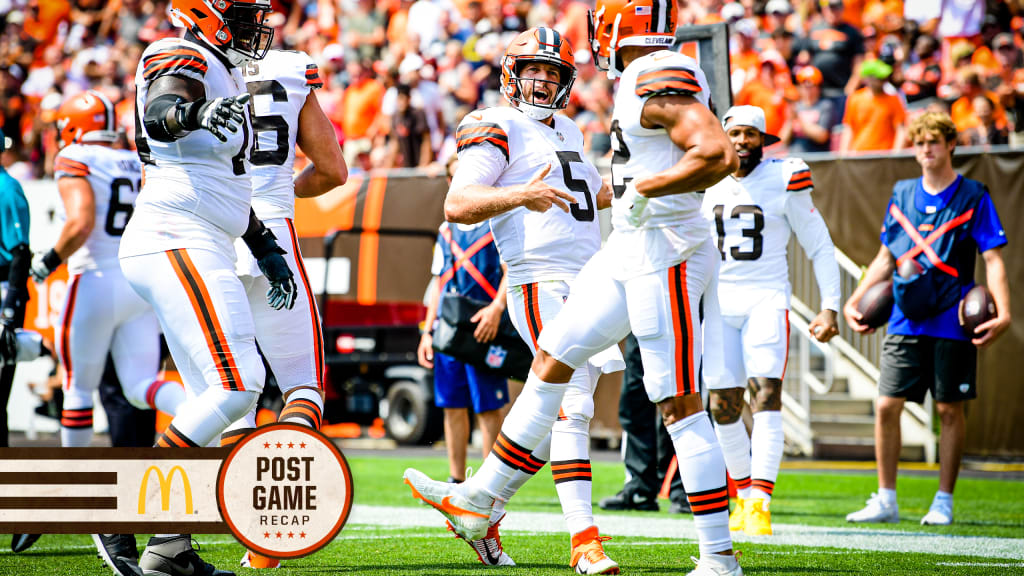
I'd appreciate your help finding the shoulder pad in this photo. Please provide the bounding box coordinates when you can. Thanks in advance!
[456,109,510,163]
[54,146,91,178]
[634,55,703,99]
[142,42,208,83]
[785,158,813,193]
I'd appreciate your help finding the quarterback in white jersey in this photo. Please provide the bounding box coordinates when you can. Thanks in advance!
[117,1,293,575]
[403,4,742,575]
[701,106,840,538]
[29,91,186,454]
[438,27,622,574]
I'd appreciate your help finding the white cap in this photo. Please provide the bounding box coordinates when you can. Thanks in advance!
[765,0,793,15]
[722,105,781,145]
[721,2,745,22]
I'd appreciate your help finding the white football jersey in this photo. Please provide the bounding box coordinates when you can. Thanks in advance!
[244,50,322,221]
[123,37,254,258]
[604,51,712,279]
[54,144,141,274]
[453,107,603,287]
[702,157,841,314]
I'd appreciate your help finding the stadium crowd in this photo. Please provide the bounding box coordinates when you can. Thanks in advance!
[1,0,1023,180]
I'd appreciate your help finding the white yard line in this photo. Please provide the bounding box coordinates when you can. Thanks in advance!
[349,505,1024,560]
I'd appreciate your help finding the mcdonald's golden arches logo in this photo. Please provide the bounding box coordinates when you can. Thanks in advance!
[138,465,193,515]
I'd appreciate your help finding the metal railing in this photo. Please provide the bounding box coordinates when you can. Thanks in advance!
[785,238,937,462]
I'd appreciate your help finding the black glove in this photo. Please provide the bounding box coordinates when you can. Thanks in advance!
[183,93,251,142]
[30,249,62,283]
[242,211,297,311]
[0,312,17,364]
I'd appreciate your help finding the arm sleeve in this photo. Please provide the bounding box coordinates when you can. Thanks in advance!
[972,191,1008,253]
[449,144,508,190]
[786,191,842,311]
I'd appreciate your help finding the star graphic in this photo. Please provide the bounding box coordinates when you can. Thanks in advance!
[276,532,282,539]
[299,532,307,539]
[299,442,306,449]
[264,442,271,449]
[276,442,283,449]
[288,532,294,539]
[287,442,295,449]
[264,532,271,539]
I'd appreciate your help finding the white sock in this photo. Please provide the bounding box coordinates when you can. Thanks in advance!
[667,411,731,557]
[467,371,565,505]
[714,418,751,500]
[934,491,952,504]
[750,410,783,503]
[279,388,324,429]
[879,488,897,506]
[551,418,593,536]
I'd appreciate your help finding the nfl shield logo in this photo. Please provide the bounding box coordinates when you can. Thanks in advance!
[486,346,508,369]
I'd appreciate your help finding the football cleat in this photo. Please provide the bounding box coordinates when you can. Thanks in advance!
[920,498,953,526]
[404,468,492,541]
[570,526,619,575]
[687,552,743,576]
[743,499,772,536]
[846,493,899,524]
[447,514,516,566]
[11,533,41,553]
[92,534,142,576]
[597,490,659,512]
[139,535,234,576]
[240,550,280,568]
[728,498,746,532]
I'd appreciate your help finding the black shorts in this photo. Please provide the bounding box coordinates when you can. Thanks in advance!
[878,334,977,404]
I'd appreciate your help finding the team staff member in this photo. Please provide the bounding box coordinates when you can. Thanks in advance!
[0,127,30,447]
[702,105,841,537]
[845,112,1010,526]
[119,1,292,575]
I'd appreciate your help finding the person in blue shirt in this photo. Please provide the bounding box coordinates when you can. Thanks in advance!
[0,127,32,447]
[842,112,1011,527]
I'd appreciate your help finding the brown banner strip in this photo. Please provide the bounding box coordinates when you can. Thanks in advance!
[0,472,117,484]
[0,447,231,460]
[0,522,232,534]
[0,497,118,509]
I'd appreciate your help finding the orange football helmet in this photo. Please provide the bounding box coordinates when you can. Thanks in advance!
[55,90,118,149]
[500,27,577,120]
[169,0,273,66]
[589,0,678,77]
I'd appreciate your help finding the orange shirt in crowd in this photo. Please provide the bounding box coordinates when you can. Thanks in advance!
[341,78,385,140]
[951,90,1008,131]
[24,0,71,63]
[843,86,906,152]
[735,79,789,138]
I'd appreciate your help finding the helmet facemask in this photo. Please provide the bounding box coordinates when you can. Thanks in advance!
[222,1,274,65]
[506,57,576,120]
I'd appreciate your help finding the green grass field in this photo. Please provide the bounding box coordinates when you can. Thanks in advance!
[2,452,1022,575]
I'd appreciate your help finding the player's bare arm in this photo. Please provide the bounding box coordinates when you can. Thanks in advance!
[972,246,1011,347]
[295,90,347,198]
[51,177,96,260]
[444,163,577,224]
[634,93,738,198]
[844,244,896,333]
[143,74,250,143]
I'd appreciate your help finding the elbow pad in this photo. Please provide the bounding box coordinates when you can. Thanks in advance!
[143,94,206,142]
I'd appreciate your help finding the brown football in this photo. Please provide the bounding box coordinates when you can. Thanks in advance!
[897,257,923,279]
[856,279,894,329]
[959,285,997,338]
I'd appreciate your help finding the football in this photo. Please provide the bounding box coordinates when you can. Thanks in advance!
[856,279,894,329]
[897,257,923,279]
[959,285,997,338]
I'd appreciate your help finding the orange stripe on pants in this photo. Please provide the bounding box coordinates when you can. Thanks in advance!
[285,219,325,388]
[59,275,81,390]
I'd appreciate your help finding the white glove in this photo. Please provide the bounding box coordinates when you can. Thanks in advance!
[613,183,650,227]
[197,93,251,142]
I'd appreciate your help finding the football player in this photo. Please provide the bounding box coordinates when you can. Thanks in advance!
[404,1,743,574]
[118,1,293,575]
[417,27,624,573]
[222,48,347,569]
[31,91,187,453]
[701,105,840,537]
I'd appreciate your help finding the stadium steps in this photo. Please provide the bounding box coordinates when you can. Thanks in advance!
[810,394,872,416]
[812,435,926,462]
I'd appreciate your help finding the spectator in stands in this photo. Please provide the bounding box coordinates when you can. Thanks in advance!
[730,18,761,94]
[786,65,836,153]
[989,32,1023,131]
[389,84,432,168]
[797,0,865,110]
[960,95,1009,146]
[901,33,942,106]
[841,58,906,153]
[342,0,386,63]
[951,67,1007,134]
[735,52,791,144]
[340,58,385,169]
[844,112,1011,527]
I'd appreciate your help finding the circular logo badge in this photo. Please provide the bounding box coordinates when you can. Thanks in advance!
[217,424,353,559]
